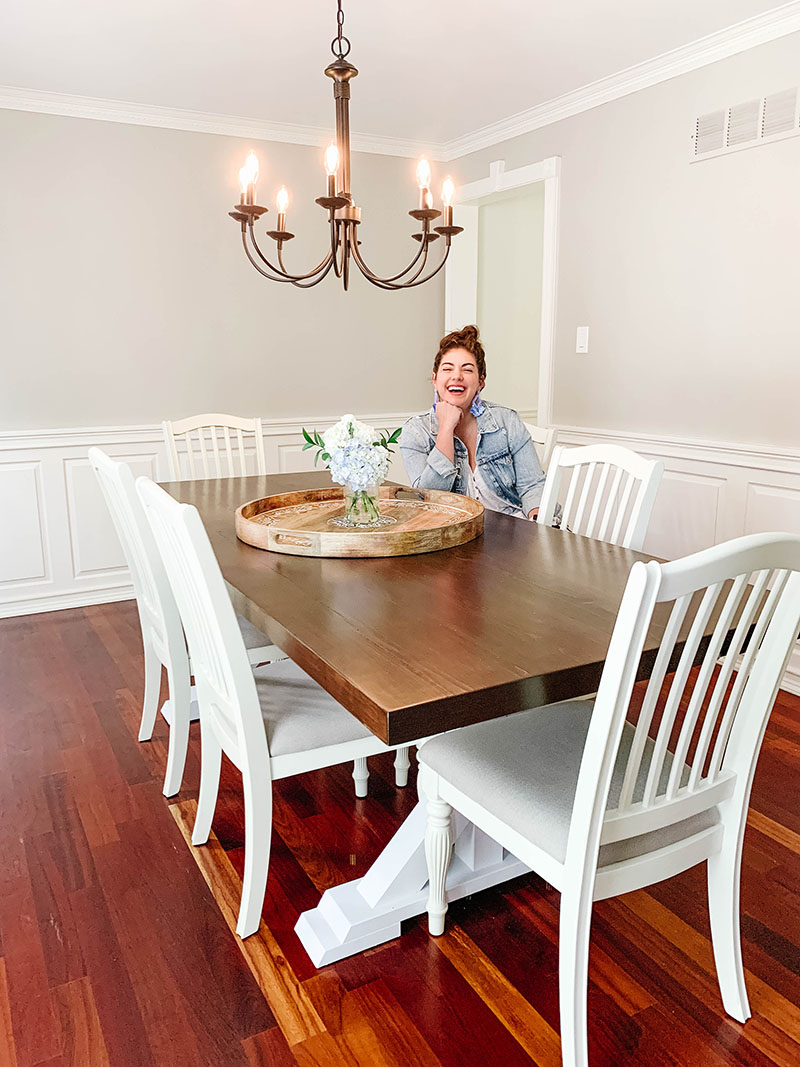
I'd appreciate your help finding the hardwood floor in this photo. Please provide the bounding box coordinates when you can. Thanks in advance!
[1,601,799,1066]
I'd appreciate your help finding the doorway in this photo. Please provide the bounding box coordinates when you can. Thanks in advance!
[444,157,560,426]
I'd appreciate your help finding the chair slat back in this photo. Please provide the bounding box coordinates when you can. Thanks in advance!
[88,448,182,655]
[537,443,664,552]
[522,422,558,472]
[163,414,267,480]
[566,533,800,882]
[136,477,266,764]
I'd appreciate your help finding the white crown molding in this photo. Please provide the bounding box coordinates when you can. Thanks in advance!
[3,5,799,162]
[438,2,800,160]
[0,85,437,159]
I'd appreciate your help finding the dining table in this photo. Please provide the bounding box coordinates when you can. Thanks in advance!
[162,470,674,966]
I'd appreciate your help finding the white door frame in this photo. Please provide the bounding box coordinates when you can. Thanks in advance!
[444,156,561,427]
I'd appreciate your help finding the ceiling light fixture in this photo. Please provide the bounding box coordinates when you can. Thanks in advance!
[229,0,463,290]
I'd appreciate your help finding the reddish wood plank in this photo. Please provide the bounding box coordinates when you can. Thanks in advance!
[52,977,110,1067]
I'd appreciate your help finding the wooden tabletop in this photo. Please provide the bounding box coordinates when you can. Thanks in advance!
[163,472,664,745]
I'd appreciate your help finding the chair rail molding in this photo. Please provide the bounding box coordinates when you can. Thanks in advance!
[1,415,798,696]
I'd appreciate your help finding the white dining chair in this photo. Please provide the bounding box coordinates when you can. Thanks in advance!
[522,421,558,472]
[89,448,284,796]
[537,443,664,552]
[419,531,800,1067]
[137,475,412,938]
[163,413,267,480]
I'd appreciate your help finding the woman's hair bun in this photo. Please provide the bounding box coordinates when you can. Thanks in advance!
[432,324,487,380]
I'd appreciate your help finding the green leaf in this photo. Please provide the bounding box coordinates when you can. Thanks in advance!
[302,442,314,451]
[387,427,402,444]
[302,427,314,445]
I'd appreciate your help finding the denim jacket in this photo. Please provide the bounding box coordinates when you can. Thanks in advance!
[399,401,546,516]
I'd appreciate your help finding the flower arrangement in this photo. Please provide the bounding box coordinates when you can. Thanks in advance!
[302,414,401,525]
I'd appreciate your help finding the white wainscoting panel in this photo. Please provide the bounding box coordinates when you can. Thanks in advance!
[0,461,48,585]
[645,470,726,561]
[64,454,159,579]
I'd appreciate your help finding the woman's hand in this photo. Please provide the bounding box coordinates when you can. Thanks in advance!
[436,398,463,435]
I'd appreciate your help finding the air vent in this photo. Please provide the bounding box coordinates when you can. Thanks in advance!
[763,89,797,137]
[691,86,799,162]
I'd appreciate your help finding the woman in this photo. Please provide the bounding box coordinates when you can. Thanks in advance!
[400,324,545,519]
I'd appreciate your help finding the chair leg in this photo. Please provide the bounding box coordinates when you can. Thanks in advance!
[162,654,191,798]
[236,770,273,939]
[558,887,594,1067]
[394,746,411,787]
[192,723,222,846]
[138,638,162,742]
[707,831,751,1022]
[352,757,369,798]
[424,794,453,936]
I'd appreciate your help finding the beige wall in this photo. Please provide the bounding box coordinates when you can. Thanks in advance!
[453,33,800,450]
[477,185,544,413]
[0,110,443,430]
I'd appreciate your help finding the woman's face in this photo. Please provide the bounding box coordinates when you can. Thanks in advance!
[433,348,484,412]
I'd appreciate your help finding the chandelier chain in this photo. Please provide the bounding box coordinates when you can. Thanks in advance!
[330,0,351,59]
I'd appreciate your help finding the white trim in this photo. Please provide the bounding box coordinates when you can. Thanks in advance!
[784,648,800,696]
[0,85,436,160]
[0,412,421,452]
[445,158,560,426]
[438,3,800,160]
[3,6,799,162]
[0,584,135,619]
[552,423,800,473]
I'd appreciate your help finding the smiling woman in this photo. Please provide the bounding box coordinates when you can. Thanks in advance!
[400,324,546,519]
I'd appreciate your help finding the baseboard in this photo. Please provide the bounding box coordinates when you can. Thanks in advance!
[0,585,136,619]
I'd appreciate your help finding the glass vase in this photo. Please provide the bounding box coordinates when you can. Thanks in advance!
[343,484,382,526]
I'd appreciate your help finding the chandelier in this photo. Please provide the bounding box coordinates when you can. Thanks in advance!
[229,0,462,290]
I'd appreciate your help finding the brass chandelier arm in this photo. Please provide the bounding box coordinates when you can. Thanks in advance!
[349,229,452,290]
[353,227,429,284]
[243,228,336,288]
[247,223,333,283]
[331,221,346,279]
[241,230,297,283]
[274,222,339,282]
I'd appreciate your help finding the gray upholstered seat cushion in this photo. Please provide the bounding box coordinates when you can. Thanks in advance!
[253,659,374,757]
[419,700,719,867]
[236,613,271,650]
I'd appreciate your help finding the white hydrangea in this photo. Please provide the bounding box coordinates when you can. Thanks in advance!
[322,414,375,452]
[328,441,390,491]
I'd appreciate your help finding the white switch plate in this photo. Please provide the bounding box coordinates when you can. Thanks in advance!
[576,326,589,353]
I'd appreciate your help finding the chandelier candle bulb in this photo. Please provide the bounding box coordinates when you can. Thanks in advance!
[442,177,454,226]
[324,143,340,197]
[416,158,432,209]
[276,187,289,232]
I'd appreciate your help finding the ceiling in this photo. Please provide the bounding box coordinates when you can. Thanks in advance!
[0,0,795,147]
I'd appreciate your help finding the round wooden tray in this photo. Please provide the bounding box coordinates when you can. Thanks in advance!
[235,485,484,558]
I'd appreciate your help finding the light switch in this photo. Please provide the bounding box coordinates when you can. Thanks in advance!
[576,326,589,353]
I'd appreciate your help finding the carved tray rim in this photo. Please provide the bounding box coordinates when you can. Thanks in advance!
[234,484,484,558]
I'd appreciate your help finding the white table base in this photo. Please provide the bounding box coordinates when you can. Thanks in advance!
[295,800,529,967]
[159,685,200,725]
